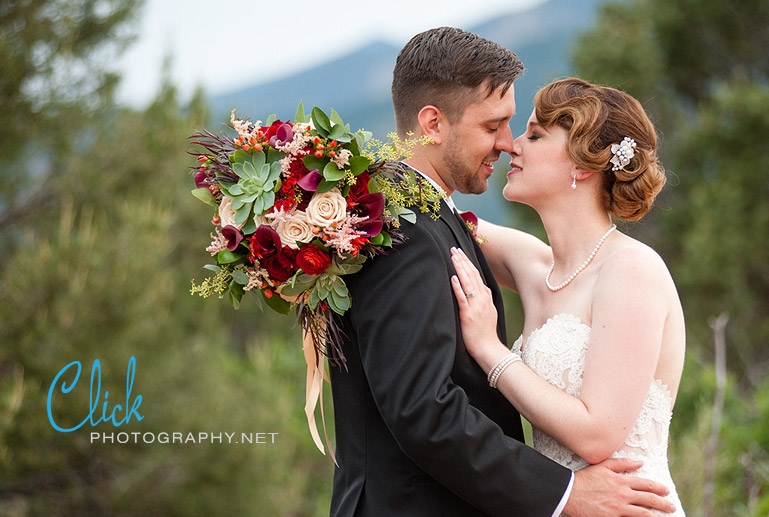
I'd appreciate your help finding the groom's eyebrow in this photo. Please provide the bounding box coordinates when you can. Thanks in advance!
[485,114,514,124]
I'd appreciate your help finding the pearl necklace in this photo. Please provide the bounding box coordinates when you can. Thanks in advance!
[545,224,617,292]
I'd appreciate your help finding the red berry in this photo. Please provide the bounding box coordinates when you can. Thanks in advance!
[315,150,323,158]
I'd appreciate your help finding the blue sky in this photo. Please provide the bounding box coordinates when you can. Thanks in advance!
[115,0,545,106]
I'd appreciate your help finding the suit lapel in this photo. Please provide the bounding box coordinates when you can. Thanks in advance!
[439,202,508,344]
[439,201,482,266]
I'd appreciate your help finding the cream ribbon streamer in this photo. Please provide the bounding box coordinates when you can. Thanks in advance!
[302,327,337,465]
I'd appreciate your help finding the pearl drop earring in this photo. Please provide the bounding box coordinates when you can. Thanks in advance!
[571,175,577,189]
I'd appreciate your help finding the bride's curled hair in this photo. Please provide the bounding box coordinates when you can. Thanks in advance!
[534,78,666,221]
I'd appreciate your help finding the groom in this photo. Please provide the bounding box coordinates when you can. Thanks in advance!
[330,27,674,516]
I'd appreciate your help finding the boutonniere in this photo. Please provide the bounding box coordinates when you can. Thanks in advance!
[459,211,486,245]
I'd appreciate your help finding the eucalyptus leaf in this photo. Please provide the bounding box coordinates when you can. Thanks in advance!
[315,179,337,193]
[323,161,345,181]
[262,290,291,314]
[357,130,373,144]
[330,109,344,126]
[203,264,222,273]
[267,148,283,163]
[228,289,241,310]
[231,270,249,285]
[295,101,307,123]
[333,132,353,144]
[399,208,417,224]
[229,279,244,309]
[265,114,277,126]
[312,107,331,134]
[216,249,243,264]
[348,137,361,155]
[328,123,347,141]
[349,155,371,175]
[302,155,328,172]
[191,188,217,206]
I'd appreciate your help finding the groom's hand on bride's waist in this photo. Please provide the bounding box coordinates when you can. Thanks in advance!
[564,457,676,516]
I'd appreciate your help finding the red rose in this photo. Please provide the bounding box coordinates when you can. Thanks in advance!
[262,247,298,283]
[296,245,331,275]
[346,172,370,202]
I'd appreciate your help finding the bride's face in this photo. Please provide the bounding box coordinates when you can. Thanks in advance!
[502,110,575,204]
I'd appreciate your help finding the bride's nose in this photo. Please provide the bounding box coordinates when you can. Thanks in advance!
[510,134,524,157]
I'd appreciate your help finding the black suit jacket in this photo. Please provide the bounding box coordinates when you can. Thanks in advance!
[330,196,572,516]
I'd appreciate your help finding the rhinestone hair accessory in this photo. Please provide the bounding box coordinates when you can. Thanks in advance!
[610,137,637,171]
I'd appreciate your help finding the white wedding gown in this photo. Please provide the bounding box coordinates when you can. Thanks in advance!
[511,313,685,516]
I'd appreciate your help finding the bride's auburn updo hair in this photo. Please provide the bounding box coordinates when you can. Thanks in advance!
[534,77,666,221]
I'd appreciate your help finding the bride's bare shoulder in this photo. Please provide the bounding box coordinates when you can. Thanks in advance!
[598,236,676,292]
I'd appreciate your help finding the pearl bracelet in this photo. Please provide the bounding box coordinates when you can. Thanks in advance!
[487,353,521,388]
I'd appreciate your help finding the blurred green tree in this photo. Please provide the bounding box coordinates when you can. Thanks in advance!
[0,0,141,250]
[0,1,333,514]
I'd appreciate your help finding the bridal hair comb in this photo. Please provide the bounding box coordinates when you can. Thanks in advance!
[610,136,637,171]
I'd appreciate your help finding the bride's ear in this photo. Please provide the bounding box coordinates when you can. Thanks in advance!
[417,106,445,144]
[573,169,595,182]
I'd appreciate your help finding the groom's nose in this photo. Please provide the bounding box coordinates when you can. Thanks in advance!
[494,123,514,153]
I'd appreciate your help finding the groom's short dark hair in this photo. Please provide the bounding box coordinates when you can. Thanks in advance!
[391,27,523,135]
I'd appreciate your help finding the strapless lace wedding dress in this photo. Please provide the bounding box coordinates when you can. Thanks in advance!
[512,313,685,515]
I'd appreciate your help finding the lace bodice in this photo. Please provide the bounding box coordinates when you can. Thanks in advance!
[512,313,685,515]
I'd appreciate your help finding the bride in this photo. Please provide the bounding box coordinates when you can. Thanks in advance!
[450,77,686,515]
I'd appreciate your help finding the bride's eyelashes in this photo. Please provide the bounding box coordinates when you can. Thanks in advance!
[527,133,541,141]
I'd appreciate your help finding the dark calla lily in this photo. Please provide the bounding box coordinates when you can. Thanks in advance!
[269,123,294,148]
[354,192,385,220]
[356,219,384,238]
[221,225,245,252]
[249,224,282,259]
[297,168,323,192]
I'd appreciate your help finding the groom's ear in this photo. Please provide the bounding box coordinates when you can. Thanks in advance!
[417,105,445,144]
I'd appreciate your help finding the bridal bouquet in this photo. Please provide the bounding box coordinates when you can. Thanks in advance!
[188,103,440,456]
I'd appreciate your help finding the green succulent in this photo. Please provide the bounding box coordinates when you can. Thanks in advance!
[220,150,282,230]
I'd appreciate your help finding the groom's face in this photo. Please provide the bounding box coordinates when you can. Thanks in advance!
[440,83,516,195]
